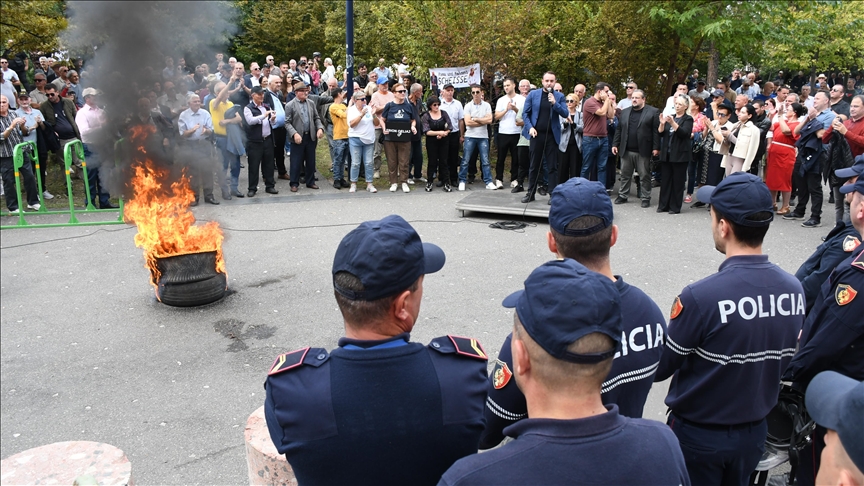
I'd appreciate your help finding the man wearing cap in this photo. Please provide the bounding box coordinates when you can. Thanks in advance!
[14,92,50,200]
[795,157,863,312]
[655,172,805,486]
[480,178,667,450]
[75,88,116,209]
[264,215,487,485]
[0,94,41,213]
[441,259,688,485]
[805,372,864,486]
[688,80,710,101]
[284,82,324,192]
[783,179,864,486]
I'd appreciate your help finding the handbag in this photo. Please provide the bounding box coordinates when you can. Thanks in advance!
[692,131,704,154]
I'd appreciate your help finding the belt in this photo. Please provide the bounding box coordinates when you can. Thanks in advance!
[584,135,605,139]
[671,412,764,431]
[771,141,795,149]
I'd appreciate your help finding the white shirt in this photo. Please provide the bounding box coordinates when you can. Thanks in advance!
[2,68,19,83]
[464,100,491,139]
[75,104,106,143]
[347,104,376,144]
[495,94,525,135]
[440,98,463,133]
[617,97,633,110]
[804,96,815,110]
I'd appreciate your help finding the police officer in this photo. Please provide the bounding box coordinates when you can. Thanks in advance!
[804,372,864,485]
[440,260,689,486]
[655,172,805,486]
[264,215,488,485]
[481,178,667,449]
[795,156,863,313]
[783,179,864,486]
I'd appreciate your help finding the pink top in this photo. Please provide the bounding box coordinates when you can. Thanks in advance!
[691,112,708,133]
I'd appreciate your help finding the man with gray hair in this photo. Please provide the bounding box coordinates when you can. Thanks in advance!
[612,89,660,207]
[177,93,218,205]
[408,82,426,183]
[265,74,288,180]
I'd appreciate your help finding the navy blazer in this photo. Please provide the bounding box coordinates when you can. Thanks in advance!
[522,89,570,145]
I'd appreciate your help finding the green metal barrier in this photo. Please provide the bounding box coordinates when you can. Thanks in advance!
[1,140,125,229]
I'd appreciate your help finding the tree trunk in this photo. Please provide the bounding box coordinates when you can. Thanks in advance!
[665,35,681,97]
[707,41,719,86]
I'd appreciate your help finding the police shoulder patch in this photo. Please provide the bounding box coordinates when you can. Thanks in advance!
[492,359,513,389]
[268,347,311,376]
[448,335,488,360]
[842,235,861,252]
[835,283,858,306]
[670,296,684,320]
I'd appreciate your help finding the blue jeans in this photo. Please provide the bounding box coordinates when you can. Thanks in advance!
[82,143,110,207]
[580,135,608,184]
[459,137,493,184]
[349,138,374,182]
[331,139,348,181]
[215,136,241,192]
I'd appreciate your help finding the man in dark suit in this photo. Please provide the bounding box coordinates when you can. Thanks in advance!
[284,82,324,192]
[520,71,570,203]
[612,89,660,208]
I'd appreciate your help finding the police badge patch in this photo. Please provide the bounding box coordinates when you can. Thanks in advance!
[492,359,513,389]
[670,296,684,319]
[842,235,861,252]
[835,283,857,306]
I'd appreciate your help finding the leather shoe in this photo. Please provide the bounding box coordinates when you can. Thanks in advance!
[537,186,548,196]
[307,184,319,189]
[231,189,245,198]
[511,184,524,193]
[641,200,650,208]
[100,202,119,209]
[614,197,627,204]
[265,187,279,194]
[333,180,342,189]
[278,173,290,180]
[340,179,350,188]
[246,190,256,198]
[204,195,220,205]
[521,193,535,203]
[290,186,298,192]
[190,199,199,207]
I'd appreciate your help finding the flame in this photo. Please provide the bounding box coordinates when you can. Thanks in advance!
[124,125,226,292]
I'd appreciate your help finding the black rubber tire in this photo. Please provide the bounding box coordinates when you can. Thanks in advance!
[157,272,227,307]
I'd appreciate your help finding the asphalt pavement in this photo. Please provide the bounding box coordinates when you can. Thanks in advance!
[0,175,827,484]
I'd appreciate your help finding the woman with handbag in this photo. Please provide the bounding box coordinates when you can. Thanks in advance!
[766,103,806,214]
[685,97,708,203]
[721,104,761,176]
[656,95,694,214]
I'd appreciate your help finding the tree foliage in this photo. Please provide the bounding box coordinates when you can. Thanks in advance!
[0,0,67,54]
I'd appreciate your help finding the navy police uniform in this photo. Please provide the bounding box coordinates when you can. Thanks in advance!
[442,259,689,486]
[656,173,805,486]
[265,333,487,486]
[795,221,861,314]
[480,276,666,449]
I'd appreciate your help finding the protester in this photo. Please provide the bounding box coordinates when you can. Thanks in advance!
[420,96,452,192]
[379,82,417,193]
[767,103,806,214]
[328,88,349,189]
[75,88,116,208]
[346,91,378,193]
[210,81,245,199]
[0,95,40,213]
[656,94,693,214]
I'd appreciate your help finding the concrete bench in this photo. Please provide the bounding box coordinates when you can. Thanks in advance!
[0,441,133,485]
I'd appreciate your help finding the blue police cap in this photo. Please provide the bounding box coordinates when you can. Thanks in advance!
[549,178,613,236]
[806,371,864,473]
[332,215,445,301]
[502,259,622,364]
[696,172,774,227]
[835,154,864,179]
[839,178,864,195]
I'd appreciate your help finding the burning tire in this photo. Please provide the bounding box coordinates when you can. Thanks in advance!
[154,251,227,307]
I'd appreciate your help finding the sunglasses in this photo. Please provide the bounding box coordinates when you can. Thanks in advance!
[627,86,636,89]
[394,90,406,93]
[47,93,57,97]
[471,91,482,94]
[566,100,576,103]
[430,103,439,107]
[717,113,729,117]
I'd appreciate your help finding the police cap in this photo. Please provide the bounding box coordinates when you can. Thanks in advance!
[332,215,445,301]
[805,371,864,473]
[502,259,622,364]
[696,172,774,227]
[836,155,864,179]
[839,178,864,195]
[549,178,613,236]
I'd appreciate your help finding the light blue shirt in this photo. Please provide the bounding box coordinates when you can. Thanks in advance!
[815,108,836,130]
[267,90,285,128]
[177,108,213,141]
[374,66,390,81]
[15,107,42,144]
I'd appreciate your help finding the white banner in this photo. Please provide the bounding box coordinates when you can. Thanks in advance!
[429,64,482,89]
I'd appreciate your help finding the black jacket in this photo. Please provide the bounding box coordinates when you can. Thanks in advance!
[659,114,694,163]
[612,105,660,158]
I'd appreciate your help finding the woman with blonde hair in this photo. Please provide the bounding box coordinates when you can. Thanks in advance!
[721,104,761,176]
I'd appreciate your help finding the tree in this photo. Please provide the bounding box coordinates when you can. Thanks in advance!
[0,0,67,54]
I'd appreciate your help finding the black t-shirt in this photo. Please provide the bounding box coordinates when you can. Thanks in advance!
[534,91,552,133]
[52,101,76,139]
[844,89,858,103]
[831,100,851,119]
[626,108,643,152]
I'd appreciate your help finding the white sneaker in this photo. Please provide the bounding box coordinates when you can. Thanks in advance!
[486,182,498,190]
[390,183,398,192]
[510,180,518,188]
[7,208,20,214]
[402,183,410,193]
[349,183,357,193]
[495,179,504,189]
[367,184,377,193]
[42,191,54,200]
[458,182,466,191]
[374,170,381,179]
[418,177,427,183]
[27,203,41,211]
[407,178,415,185]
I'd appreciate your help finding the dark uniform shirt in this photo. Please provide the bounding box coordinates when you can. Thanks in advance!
[656,255,804,425]
[795,223,861,314]
[783,246,864,388]
[480,276,666,449]
[440,405,691,486]
[264,332,488,486]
